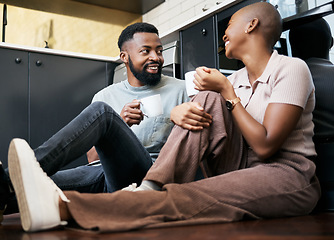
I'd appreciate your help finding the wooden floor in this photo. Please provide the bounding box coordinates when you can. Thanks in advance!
[1,211,334,240]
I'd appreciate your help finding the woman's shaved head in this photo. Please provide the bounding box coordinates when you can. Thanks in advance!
[238,2,282,48]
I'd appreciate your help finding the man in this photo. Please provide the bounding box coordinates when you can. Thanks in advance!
[49,22,190,192]
[0,22,211,222]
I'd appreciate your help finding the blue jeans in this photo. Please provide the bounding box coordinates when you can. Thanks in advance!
[35,102,153,193]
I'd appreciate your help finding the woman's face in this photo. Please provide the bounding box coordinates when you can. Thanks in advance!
[223,10,248,60]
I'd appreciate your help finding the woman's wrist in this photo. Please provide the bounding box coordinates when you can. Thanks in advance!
[221,88,237,100]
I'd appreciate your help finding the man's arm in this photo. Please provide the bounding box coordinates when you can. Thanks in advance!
[120,100,144,127]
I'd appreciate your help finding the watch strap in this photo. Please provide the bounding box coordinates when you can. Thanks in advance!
[226,97,241,110]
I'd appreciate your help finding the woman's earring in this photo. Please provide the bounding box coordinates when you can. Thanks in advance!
[245,30,248,34]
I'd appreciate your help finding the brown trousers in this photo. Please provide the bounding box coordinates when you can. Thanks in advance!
[64,91,321,232]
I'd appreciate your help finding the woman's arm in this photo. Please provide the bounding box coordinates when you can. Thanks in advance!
[231,101,302,159]
[194,67,303,160]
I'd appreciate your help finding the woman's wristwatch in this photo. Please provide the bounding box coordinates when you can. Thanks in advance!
[226,97,241,111]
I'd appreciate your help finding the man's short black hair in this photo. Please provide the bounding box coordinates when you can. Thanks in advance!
[118,22,159,50]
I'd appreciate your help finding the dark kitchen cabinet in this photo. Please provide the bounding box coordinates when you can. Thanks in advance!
[0,46,116,169]
[180,16,217,77]
[0,48,29,168]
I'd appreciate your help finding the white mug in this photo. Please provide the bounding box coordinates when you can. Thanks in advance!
[185,70,199,97]
[139,94,163,118]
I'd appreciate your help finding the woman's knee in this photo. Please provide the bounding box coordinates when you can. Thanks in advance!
[192,91,224,105]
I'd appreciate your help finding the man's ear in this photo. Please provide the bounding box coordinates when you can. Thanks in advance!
[120,51,129,63]
[330,37,334,49]
[246,18,259,34]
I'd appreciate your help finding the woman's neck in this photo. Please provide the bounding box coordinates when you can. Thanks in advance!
[243,49,272,85]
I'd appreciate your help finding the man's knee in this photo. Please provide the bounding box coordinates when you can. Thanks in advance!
[89,101,115,114]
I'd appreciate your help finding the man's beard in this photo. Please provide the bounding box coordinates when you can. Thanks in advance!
[128,56,162,86]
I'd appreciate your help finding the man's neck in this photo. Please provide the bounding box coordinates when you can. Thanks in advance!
[128,77,145,87]
[127,70,145,87]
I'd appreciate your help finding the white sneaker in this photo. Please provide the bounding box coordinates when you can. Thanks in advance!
[8,138,70,232]
[121,183,138,191]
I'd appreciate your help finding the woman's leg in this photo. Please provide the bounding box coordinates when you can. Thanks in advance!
[144,91,247,185]
[63,152,319,232]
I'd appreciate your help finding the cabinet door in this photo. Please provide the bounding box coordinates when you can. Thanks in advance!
[0,48,28,168]
[29,53,108,169]
[180,16,217,78]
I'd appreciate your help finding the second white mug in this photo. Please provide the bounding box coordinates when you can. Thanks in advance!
[185,71,199,97]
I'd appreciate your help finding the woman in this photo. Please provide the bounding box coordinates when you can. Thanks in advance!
[8,2,320,232]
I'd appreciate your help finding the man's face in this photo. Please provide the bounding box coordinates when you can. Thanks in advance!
[123,32,164,86]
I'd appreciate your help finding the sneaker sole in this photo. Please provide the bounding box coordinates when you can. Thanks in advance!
[8,139,33,232]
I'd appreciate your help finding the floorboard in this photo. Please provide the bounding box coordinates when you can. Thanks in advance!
[1,212,334,240]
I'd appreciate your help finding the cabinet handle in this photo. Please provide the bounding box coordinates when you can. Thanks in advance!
[15,58,22,64]
[36,60,42,66]
[201,28,207,36]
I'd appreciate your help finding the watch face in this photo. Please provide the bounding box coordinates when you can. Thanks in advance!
[226,101,233,111]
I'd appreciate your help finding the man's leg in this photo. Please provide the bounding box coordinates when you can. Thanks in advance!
[0,161,12,222]
[34,101,152,192]
[3,101,152,217]
[50,164,106,193]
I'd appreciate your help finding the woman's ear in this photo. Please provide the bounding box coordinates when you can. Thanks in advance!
[246,18,259,34]
[120,51,129,63]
